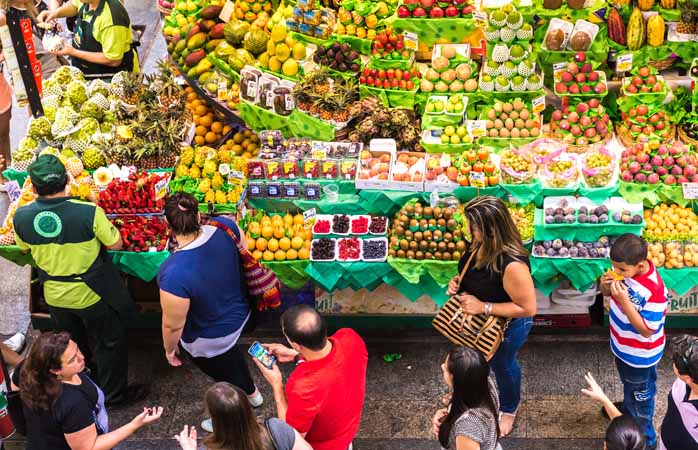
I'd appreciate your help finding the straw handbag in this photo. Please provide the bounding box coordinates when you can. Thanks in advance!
[432,251,510,361]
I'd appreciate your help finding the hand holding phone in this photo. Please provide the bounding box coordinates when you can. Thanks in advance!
[248,341,276,369]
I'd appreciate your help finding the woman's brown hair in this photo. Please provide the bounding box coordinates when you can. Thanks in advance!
[203,383,273,450]
[464,195,528,273]
[19,331,71,412]
[164,192,201,236]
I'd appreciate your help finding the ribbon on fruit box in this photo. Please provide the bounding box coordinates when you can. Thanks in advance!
[658,267,698,297]
[618,181,661,207]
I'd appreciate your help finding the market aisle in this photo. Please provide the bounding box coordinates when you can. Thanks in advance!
[5,331,679,449]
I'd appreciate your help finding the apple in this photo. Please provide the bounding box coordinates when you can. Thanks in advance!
[561,72,573,83]
[629,161,641,174]
[445,5,458,16]
[594,83,607,94]
[634,173,647,183]
[555,82,568,93]
[664,174,676,185]
[574,52,586,63]
[663,156,675,167]
[636,152,649,164]
[621,170,633,182]
[684,164,697,177]
[588,71,599,82]
[568,84,580,94]
[671,165,683,176]
[678,176,689,184]
[581,63,592,73]
[657,166,668,176]
[397,5,410,17]
[420,0,434,8]
[412,6,426,16]
[651,156,663,167]
[648,173,660,184]
[575,73,586,83]
[567,62,579,74]
[430,6,444,17]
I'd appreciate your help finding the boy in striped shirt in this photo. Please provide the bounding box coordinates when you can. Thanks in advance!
[600,233,667,449]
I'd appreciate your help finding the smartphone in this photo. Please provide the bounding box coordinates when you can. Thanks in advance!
[248,341,276,369]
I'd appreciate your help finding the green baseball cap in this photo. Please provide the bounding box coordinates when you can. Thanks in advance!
[28,154,68,190]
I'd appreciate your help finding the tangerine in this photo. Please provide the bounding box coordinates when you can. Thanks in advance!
[298,247,310,260]
[205,132,218,144]
[252,250,263,260]
[279,237,291,251]
[194,136,205,145]
[286,249,298,260]
[293,214,304,225]
[261,225,273,238]
[255,237,268,251]
[195,125,207,136]
[263,250,274,261]
[274,250,286,261]
[211,122,223,133]
[267,238,279,252]
[291,236,304,250]
[247,235,256,251]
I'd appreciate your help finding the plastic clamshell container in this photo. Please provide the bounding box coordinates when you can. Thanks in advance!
[336,237,362,262]
[350,215,371,235]
[311,215,334,236]
[310,238,337,262]
[368,216,390,235]
[361,237,389,262]
[330,214,351,236]
[554,71,608,97]
[425,96,449,115]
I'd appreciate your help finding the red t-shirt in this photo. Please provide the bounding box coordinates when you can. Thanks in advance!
[285,328,368,450]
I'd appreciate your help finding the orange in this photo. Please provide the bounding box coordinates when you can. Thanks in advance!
[243,129,253,138]
[247,235,256,251]
[200,114,213,128]
[271,215,283,226]
[273,226,285,239]
[195,104,208,116]
[286,249,298,260]
[303,229,312,241]
[195,125,207,136]
[293,214,304,226]
[267,238,279,252]
[193,114,201,125]
[223,125,232,134]
[252,250,263,260]
[291,236,304,250]
[194,136,205,145]
[205,132,218,144]
[261,226,273,238]
[233,133,244,144]
[298,247,310,260]
[279,237,291,251]
[263,250,274,261]
[283,213,294,226]
[274,250,286,261]
[211,122,223,133]
[304,239,311,249]
[241,139,251,149]
[255,237,267,251]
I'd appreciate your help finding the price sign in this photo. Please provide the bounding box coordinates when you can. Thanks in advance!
[303,208,317,223]
[473,11,487,27]
[219,0,235,22]
[228,170,245,184]
[532,95,546,114]
[5,180,21,203]
[154,177,169,200]
[470,171,486,188]
[617,53,633,73]
[217,80,228,101]
[403,32,418,52]
[683,182,698,199]
[467,120,487,138]
[553,62,567,79]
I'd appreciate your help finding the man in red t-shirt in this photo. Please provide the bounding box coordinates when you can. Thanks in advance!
[252,305,368,450]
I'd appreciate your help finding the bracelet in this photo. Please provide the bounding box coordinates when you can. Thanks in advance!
[484,302,493,316]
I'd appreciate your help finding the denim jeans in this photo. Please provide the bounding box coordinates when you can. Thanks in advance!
[489,317,533,414]
[615,357,658,447]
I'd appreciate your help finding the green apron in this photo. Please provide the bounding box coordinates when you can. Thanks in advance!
[72,0,135,75]
[37,246,137,320]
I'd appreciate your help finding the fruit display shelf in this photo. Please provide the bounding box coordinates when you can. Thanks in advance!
[533,207,645,241]
[531,256,610,296]
[618,182,693,208]
[236,100,337,141]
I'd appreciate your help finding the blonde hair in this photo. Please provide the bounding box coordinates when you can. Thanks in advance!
[464,195,528,273]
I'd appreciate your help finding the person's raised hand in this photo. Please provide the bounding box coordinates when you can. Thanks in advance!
[446,277,459,296]
[431,408,448,437]
[131,407,164,429]
[262,343,298,363]
[36,10,56,24]
[581,372,608,404]
[174,425,197,450]
[49,39,74,57]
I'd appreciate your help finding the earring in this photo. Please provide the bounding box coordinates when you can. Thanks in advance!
[56,374,62,381]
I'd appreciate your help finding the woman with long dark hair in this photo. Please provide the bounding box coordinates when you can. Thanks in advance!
[444,195,536,437]
[432,346,501,450]
[12,332,162,450]
[159,192,261,433]
[175,382,312,450]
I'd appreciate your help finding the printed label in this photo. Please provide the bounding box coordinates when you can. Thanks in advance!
[617,53,633,73]
[682,182,698,199]
[403,32,418,52]
[532,95,546,114]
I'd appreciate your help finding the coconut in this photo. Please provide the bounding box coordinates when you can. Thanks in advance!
[434,81,449,93]
[420,79,435,93]
[449,80,464,92]
[441,45,457,59]
[425,68,440,82]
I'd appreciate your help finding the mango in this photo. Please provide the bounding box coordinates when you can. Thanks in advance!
[205,38,224,52]
[209,23,226,39]
[199,5,223,19]
[185,24,200,40]
[174,39,187,54]
[187,32,208,50]
[184,48,207,67]
[194,58,213,75]
[198,19,217,33]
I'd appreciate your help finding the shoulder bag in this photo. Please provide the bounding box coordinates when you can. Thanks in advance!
[207,219,282,312]
[432,250,510,361]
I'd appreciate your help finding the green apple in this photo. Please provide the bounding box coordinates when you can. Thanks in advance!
[456,126,467,138]
[454,102,464,112]
[440,134,450,144]
[450,134,461,144]
[444,125,456,136]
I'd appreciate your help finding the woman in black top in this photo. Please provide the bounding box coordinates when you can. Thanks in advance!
[13,332,163,450]
[446,196,536,438]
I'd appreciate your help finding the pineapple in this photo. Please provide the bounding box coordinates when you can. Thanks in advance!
[153,59,183,110]
[120,72,145,106]
[135,144,159,170]
[106,145,132,167]
[65,157,84,177]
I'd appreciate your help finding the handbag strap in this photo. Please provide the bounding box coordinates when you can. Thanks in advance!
[457,248,477,284]
[206,219,246,255]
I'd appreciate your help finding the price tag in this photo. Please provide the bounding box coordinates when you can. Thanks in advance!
[228,170,245,184]
[154,177,169,200]
[467,120,487,138]
[5,181,21,203]
[303,208,317,223]
[218,163,231,176]
[219,0,235,22]
[532,95,546,114]
[617,53,633,73]
[470,171,486,188]
[186,122,196,144]
[683,182,698,199]
[403,32,418,52]
[217,80,228,101]
[149,246,158,253]
[553,62,567,79]
[473,10,487,27]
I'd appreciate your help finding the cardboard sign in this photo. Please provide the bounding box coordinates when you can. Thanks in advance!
[219,0,235,22]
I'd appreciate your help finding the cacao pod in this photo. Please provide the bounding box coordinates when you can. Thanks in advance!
[647,15,666,46]
[627,8,646,50]
[608,8,627,46]
[638,0,654,9]
[660,0,676,8]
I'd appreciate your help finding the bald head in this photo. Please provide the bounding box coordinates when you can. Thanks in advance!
[281,305,327,351]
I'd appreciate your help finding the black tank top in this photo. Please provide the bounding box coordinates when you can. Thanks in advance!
[457,243,530,304]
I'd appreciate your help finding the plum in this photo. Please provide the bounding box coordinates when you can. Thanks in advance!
[564,214,575,223]
[545,215,555,224]
[599,214,608,223]
[545,207,554,216]
[533,245,545,256]
[563,240,574,248]
[578,213,588,223]
[569,247,579,257]
[543,240,553,249]
[589,215,599,224]
[554,214,564,223]
[579,206,588,215]
[578,247,589,257]
[546,248,557,257]
[552,239,563,250]
[589,248,599,258]
[554,207,564,216]
[631,215,642,224]
[559,247,569,257]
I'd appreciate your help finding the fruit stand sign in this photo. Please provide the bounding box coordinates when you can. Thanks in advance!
[470,171,486,188]
[616,53,633,73]
[467,120,487,138]
[154,177,169,200]
[304,208,317,224]
[473,11,487,28]
[229,170,245,184]
[5,181,21,203]
[218,0,235,22]
[217,81,228,101]
[532,95,546,114]
[403,32,418,52]
[553,62,567,79]
[682,183,698,200]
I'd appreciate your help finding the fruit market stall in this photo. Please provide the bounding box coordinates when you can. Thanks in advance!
[3,0,698,328]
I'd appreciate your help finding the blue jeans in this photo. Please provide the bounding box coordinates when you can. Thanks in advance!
[615,357,658,447]
[489,317,533,414]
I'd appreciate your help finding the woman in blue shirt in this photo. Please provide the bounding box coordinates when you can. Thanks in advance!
[158,193,262,433]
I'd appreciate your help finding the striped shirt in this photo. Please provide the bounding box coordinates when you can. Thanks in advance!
[609,260,667,368]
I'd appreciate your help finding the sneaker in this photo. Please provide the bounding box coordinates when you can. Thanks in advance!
[2,333,25,353]
[201,418,213,433]
[601,401,624,419]
[248,389,264,408]
[106,383,150,407]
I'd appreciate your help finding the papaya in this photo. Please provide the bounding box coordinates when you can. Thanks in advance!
[627,8,646,51]
[184,49,206,67]
[209,23,226,39]
[608,8,627,46]
[186,32,208,50]
[199,5,223,19]
[638,0,654,10]
[647,15,665,47]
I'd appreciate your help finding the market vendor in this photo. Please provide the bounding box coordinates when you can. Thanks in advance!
[36,0,138,74]
[12,155,147,406]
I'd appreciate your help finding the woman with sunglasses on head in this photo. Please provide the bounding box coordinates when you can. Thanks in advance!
[444,196,536,437]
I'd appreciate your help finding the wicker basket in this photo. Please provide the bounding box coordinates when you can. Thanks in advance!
[648,57,676,72]
[678,126,698,148]
[615,123,675,148]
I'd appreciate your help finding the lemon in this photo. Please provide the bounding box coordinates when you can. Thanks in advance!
[270,23,287,43]
[282,58,299,77]
[284,35,295,48]
[267,40,276,56]
[258,52,270,68]
[268,56,282,73]
[275,43,290,62]
[292,42,306,60]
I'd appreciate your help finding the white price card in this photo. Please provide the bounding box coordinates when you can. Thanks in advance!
[553,62,567,79]
[473,11,487,27]
[470,171,486,188]
[617,53,633,73]
[467,120,487,138]
[403,32,418,52]
[683,182,698,199]
[5,180,21,203]
[303,208,317,223]
[217,80,228,101]
[532,95,546,114]
[219,0,235,22]
[154,177,169,200]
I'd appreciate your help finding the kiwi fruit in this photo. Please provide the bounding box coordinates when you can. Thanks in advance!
[434,251,443,261]
[409,241,418,251]
[437,218,446,229]
[444,232,453,242]
[397,249,406,258]
[446,219,457,230]
[437,242,447,252]
[409,219,418,230]
[414,231,423,241]
[389,249,397,257]
[443,252,452,261]
[456,240,467,252]
[424,207,433,218]
[406,250,415,259]
[433,230,443,241]
[416,251,424,260]
[433,207,442,219]
[425,252,433,260]
[423,230,433,241]
[443,208,453,219]
[429,241,438,250]
[399,239,409,250]
[452,251,461,261]
[419,240,429,251]
[447,242,456,252]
